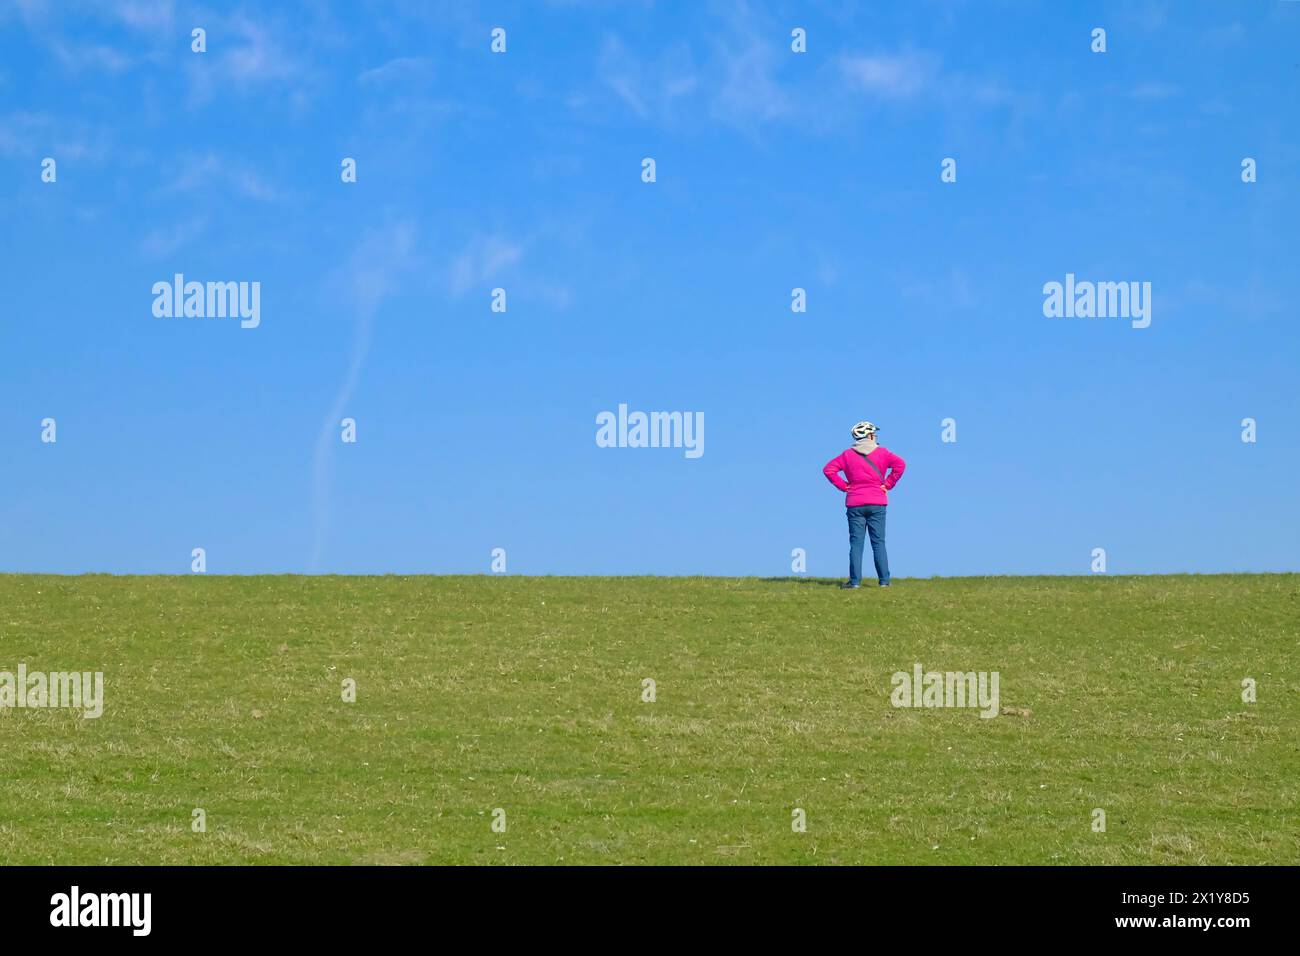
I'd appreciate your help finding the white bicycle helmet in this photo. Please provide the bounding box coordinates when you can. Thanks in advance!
[851,421,878,440]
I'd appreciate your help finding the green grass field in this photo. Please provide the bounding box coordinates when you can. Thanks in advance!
[1,574,1296,865]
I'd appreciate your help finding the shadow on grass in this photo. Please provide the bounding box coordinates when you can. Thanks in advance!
[758,577,848,587]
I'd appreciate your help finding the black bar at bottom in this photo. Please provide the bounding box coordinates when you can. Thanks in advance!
[0,866,1286,941]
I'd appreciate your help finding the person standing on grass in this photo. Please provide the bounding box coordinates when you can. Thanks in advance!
[822,421,906,589]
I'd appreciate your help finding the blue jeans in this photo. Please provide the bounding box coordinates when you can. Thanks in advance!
[847,505,889,586]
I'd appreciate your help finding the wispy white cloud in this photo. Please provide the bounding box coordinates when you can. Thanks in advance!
[186,12,315,106]
[10,0,177,31]
[708,12,792,126]
[1,0,55,28]
[595,9,794,132]
[3,0,173,74]
[0,110,108,160]
[358,56,434,88]
[449,234,524,296]
[49,39,135,74]
[1118,0,1171,33]
[596,34,698,121]
[839,52,938,100]
[589,8,964,133]
[110,0,174,32]
[161,152,282,202]
[139,216,208,257]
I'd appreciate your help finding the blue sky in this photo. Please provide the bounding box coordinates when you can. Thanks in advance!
[1,0,1297,576]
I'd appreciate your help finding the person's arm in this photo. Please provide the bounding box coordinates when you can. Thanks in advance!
[883,450,906,490]
[822,453,850,492]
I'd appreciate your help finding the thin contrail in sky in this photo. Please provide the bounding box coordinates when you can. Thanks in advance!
[310,222,416,571]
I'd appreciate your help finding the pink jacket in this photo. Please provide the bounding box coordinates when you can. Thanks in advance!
[823,446,906,507]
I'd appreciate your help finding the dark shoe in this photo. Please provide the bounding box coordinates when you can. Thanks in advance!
[839,581,860,589]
